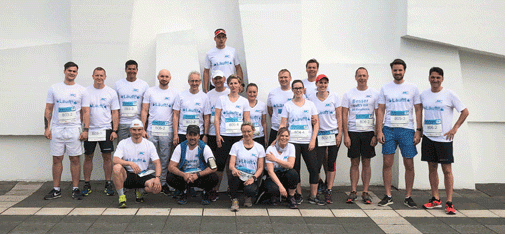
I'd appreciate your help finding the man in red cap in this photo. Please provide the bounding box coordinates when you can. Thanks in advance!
[203,28,243,93]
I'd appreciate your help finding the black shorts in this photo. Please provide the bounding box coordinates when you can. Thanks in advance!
[268,129,278,146]
[84,130,114,155]
[216,135,242,171]
[421,135,453,164]
[347,131,376,159]
[207,135,218,153]
[253,136,266,148]
[124,171,155,189]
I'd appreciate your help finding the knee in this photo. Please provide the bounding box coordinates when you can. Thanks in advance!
[350,159,360,169]
[442,165,452,177]
[244,184,257,196]
[112,164,123,175]
[84,154,94,162]
[69,156,80,165]
[52,156,63,165]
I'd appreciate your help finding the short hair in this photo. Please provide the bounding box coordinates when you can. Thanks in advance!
[306,58,319,68]
[241,122,255,132]
[93,67,106,76]
[429,67,444,77]
[390,59,406,70]
[278,69,291,77]
[227,74,240,85]
[188,71,201,81]
[246,83,258,91]
[125,60,138,69]
[355,67,368,76]
[277,127,289,137]
[291,79,304,89]
[64,62,78,70]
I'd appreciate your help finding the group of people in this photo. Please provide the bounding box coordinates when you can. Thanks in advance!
[43,29,468,215]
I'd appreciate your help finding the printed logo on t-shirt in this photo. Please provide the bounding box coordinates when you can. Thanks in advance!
[325,103,331,107]
[225,55,230,58]
[70,94,76,97]
[436,99,442,103]
[236,105,240,109]
[402,91,408,95]
[165,97,170,100]
[195,102,201,106]
[366,95,371,98]
[303,110,308,113]
[133,89,139,92]
[101,98,106,101]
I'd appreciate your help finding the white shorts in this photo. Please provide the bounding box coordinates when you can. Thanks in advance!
[50,126,83,156]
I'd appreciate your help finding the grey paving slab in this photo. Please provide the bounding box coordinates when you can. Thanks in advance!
[410,224,458,233]
[94,215,135,223]
[0,215,30,222]
[87,222,129,233]
[9,222,56,234]
[476,183,505,197]
[201,215,234,223]
[449,224,496,233]
[131,215,168,223]
[404,217,446,225]
[0,221,21,234]
[270,223,310,233]
[269,216,305,224]
[342,223,384,233]
[23,214,64,223]
[199,222,237,233]
[438,217,480,225]
[163,220,201,233]
[485,224,505,233]
[236,223,274,233]
[0,182,18,196]
[307,223,346,233]
[47,222,93,233]
[303,216,338,224]
[471,217,505,225]
[124,221,165,233]
[235,216,271,224]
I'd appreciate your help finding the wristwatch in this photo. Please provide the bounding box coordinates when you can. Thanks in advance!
[252,176,257,182]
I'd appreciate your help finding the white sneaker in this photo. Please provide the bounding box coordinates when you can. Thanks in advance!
[230,198,239,211]
[244,197,253,207]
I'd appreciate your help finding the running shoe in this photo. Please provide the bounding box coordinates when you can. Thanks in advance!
[270,195,278,206]
[161,184,171,196]
[404,197,417,208]
[230,198,239,211]
[308,195,326,206]
[178,191,188,205]
[317,180,326,195]
[244,197,253,207]
[118,195,127,208]
[378,195,393,207]
[72,188,84,200]
[294,193,303,205]
[422,197,442,209]
[288,196,298,209]
[135,189,144,203]
[346,191,357,203]
[445,202,456,215]
[201,191,210,205]
[44,189,61,200]
[104,182,115,196]
[362,192,372,204]
[209,190,219,202]
[81,183,92,196]
[325,189,333,204]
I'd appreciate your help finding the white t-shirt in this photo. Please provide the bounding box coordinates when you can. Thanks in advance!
[115,78,149,125]
[173,90,208,134]
[216,95,251,137]
[265,144,296,170]
[230,141,266,173]
[308,92,341,133]
[280,100,319,144]
[204,88,230,136]
[378,81,421,130]
[142,86,179,133]
[420,88,466,142]
[86,85,120,131]
[250,100,267,138]
[171,144,214,173]
[46,82,90,128]
[267,87,293,131]
[204,46,240,87]
[114,138,160,173]
[342,87,380,132]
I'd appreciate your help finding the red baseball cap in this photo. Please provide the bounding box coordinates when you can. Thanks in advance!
[316,74,329,82]
[214,29,226,36]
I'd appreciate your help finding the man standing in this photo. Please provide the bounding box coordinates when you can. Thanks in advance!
[267,69,293,145]
[342,67,379,204]
[167,125,218,205]
[82,67,120,196]
[44,62,89,200]
[203,28,243,92]
[420,67,469,215]
[302,58,320,97]
[115,60,149,141]
[112,119,162,208]
[376,59,422,208]
[141,69,179,195]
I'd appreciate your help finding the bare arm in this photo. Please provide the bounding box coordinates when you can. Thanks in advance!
[279,117,288,129]
[444,108,469,141]
[79,107,90,141]
[342,107,350,148]
[203,68,210,93]
[265,153,295,169]
[414,103,423,145]
[140,103,150,128]
[244,111,251,123]
[110,109,119,141]
[203,114,209,143]
[309,115,319,151]
[267,106,273,117]
[44,103,54,139]
[173,110,180,145]
[376,104,385,144]
[335,106,342,146]
[235,65,243,82]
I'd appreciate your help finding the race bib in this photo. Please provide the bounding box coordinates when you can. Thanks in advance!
[138,169,155,177]
[253,122,261,136]
[290,125,309,140]
[58,107,76,123]
[424,119,442,136]
[225,117,242,133]
[88,129,106,142]
[152,120,169,136]
[356,114,373,131]
[182,115,199,128]
[317,130,336,147]
[121,101,138,117]
[391,110,409,127]
[237,166,255,182]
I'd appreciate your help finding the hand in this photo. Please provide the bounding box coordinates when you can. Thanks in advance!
[202,135,208,143]
[231,168,240,177]
[377,131,385,144]
[183,173,192,183]
[244,177,254,186]
[279,186,287,197]
[110,132,117,141]
[142,132,149,139]
[265,153,276,162]
[188,174,198,183]
[308,139,316,151]
[413,131,422,145]
[44,129,52,140]
[344,136,351,149]
[216,135,224,148]
[130,163,141,174]
[270,139,277,147]
[444,128,458,141]
[370,136,378,147]
[173,135,179,146]
[336,134,342,147]
[153,177,162,193]
[79,131,88,141]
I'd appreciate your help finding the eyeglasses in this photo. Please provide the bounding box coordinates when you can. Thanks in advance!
[292,87,304,90]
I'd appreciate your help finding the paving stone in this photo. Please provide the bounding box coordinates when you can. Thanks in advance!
[396,209,433,217]
[364,209,401,217]
[163,220,201,233]
[439,217,479,225]
[9,222,56,234]
[267,208,300,216]
[449,224,496,233]
[459,209,500,217]
[125,221,165,232]
[331,208,367,217]
[234,223,274,233]
[59,215,100,223]
[24,215,64,223]
[0,202,17,208]
[0,215,30,222]
[131,215,168,223]
[303,216,339,224]
[235,216,271,224]
[378,224,421,233]
[169,208,202,216]
[0,221,21,234]
[102,208,138,215]
[200,222,237,233]
[94,215,134,223]
[203,208,235,216]
[331,217,376,225]
[235,208,268,216]
[371,216,410,225]
[485,224,505,233]
[269,216,305,224]
[87,222,129,233]
[471,217,505,225]
[427,209,466,217]
[47,222,92,233]
[137,208,170,216]
[299,208,333,217]
[1,207,40,215]
[306,223,346,233]
[270,223,310,233]
[201,216,234,224]
[410,224,458,233]
[342,223,384,233]
[490,209,505,217]
[35,207,73,215]
[404,217,446,225]
[68,207,106,215]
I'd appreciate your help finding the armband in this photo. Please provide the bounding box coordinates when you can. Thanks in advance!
[208,157,217,170]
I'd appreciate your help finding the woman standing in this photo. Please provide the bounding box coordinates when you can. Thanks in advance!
[246,83,268,148]
[279,80,322,205]
[229,122,265,211]
[308,74,342,204]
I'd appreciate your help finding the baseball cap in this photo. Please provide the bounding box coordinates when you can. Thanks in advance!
[130,119,144,128]
[186,125,200,135]
[214,29,226,36]
[316,74,329,82]
[212,70,225,79]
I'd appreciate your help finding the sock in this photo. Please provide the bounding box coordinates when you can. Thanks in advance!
[387,195,392,198]
[136,189,143,198]
[85,181,90,185]
[73,187,79,190]
[54,187,61,191]
[117,188,124,196]
[405,196,410,199]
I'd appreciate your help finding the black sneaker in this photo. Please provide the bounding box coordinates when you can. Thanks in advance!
[288,196,298,209]
[135,189,144,203]
[72,188,84,200]
[346,191,357,203]
[404,197,417,208]
[308,195,326,206]
[294,193,303,205]
[44,189,61,200]
[178,191,188,205]
[104,181,115,196]
[161,184,171,196]
[378,195,393,207]
[317,180,326,195]
[81,183,92,196]
[201,191,210,205]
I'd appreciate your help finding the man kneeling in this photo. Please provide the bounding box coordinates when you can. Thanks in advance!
[168,125,218,205]
[113,119,162,208]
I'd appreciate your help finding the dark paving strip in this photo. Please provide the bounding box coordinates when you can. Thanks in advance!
[0,181,18,196]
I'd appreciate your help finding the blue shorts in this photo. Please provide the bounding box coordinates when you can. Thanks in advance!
[382,126,417,158]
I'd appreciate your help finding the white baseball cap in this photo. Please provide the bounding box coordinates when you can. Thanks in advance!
[212,70,225,79]
[130,119,144,128]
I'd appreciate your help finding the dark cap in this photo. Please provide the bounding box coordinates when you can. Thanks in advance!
[186,125,200,135]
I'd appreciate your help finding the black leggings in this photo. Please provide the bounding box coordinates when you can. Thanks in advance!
[268,129,278,146]
[228,174,258,199]
[265,169,299,197]
[216,135,242,171]
[293,143,320,184]
[316,139,340,172]
[166,173,219,192]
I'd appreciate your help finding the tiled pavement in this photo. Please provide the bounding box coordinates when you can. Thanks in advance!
[1,181,505,233]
